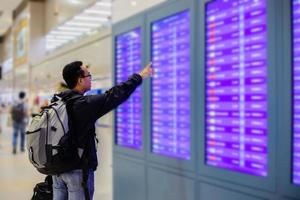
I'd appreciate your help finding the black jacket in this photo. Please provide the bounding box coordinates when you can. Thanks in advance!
[57,73,142,170]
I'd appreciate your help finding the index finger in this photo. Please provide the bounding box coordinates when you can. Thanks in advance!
[146,62,152,68]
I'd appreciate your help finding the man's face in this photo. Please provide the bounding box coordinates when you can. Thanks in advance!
[79,66,92,92]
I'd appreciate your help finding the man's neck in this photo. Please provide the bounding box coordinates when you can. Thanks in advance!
[72,86,85,94]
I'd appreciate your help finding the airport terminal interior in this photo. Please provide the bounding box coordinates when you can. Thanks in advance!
[0,0,300,199]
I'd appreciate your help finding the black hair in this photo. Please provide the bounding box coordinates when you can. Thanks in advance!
[62,61,84,89]
[19,91,26,99]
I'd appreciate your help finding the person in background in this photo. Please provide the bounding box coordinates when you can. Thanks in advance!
[0,103,5,134]
[11,91,28,154]
[52,61,153,200]
[41,99,49,109]
[56,82,69,93]
[30,96,41,117]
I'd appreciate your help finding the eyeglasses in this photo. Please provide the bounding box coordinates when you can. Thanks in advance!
[81,74,92,79]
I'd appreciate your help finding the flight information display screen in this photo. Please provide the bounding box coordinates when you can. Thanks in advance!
[115,27,143,150]
[293,0,300,186]
[205,0,268,176]
[151,10,191,160]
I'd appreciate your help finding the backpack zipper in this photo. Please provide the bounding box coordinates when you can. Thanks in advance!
[46,111,49,145]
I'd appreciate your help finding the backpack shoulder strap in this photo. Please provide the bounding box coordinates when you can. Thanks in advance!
[63,94,82,144]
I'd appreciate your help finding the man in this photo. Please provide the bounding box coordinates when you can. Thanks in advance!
[11,91,28,154]
[52,61,153,200]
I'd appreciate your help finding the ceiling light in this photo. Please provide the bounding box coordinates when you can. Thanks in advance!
[56,34,81,39]
[51,31,82,36]
[95,2,112,7]
[55,35,76,39]
[84,10,111,15]
[58,26,91,31]
[46,35,55,39]
[46,38,68,42]
[46,44,59,48]
[45,0,112,52]
[65,21,100,27]
[47,39,67,44]
[131,1,137,6]
[69,0,82,5]
[74,16,108,22]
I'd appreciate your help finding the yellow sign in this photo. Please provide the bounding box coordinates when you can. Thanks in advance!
[14,18,29,67]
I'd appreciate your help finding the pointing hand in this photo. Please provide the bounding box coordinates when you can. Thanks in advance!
[139,62,154,79]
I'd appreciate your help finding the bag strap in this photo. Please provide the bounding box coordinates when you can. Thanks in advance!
[82,167,90,200]
[64,95,81,143]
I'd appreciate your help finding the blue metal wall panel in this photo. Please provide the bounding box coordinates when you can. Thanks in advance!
[199,183,266,200]
[147,167,195,200]
[113,156,146,200]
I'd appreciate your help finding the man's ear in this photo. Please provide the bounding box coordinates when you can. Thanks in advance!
[76,79,81,87]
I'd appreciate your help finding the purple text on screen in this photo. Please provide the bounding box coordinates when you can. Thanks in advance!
[205,0,268,177]
[115,28,143,150]
[151,10,191,160]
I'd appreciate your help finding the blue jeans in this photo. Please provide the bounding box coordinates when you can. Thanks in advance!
[12,121,26,151]
[52,169,94,200]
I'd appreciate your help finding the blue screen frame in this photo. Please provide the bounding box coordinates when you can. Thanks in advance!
[146,0,197,172]
[113,14,146,158]
[197,0,277,191]
[279,0,300,198]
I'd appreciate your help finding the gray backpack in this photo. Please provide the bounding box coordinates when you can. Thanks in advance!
[26,95,83,175]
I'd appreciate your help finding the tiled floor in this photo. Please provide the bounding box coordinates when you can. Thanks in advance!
[0,114,112,200]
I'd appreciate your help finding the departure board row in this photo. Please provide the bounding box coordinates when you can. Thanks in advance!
[293,0,300,186]
[115,28,143,150]
[151,10,191,160]
[205,0,268,177]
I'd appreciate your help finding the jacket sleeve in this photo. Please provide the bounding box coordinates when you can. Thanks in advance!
[87,73,143,121]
